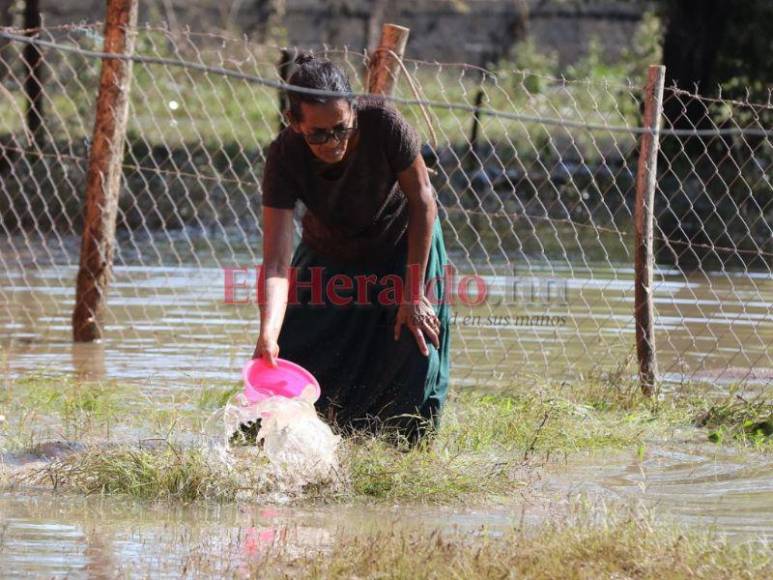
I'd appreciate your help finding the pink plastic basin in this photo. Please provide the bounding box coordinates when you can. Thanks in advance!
[242,357,321,403]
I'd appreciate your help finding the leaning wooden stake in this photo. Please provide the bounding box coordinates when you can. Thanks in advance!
[634,64,665,396]
[72,0,138,342]
[367,23,409,96]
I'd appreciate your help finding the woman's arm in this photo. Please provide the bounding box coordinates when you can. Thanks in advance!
[393,153,441,356]
[256,206,295,366]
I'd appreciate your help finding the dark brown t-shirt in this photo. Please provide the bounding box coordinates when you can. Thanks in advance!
[260,95,421,265]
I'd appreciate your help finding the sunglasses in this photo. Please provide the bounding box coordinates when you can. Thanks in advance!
[302,123,358,145]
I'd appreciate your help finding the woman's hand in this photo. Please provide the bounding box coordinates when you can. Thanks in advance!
[254,333,280,367]
[394,294,441,356]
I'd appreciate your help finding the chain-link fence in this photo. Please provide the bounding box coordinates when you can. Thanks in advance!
[0,23,771,392]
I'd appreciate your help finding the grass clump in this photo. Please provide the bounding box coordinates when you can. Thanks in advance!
[344,433,526,502]
[18,432,519,504]
[552,356,773,451]
[4,369,770,505]
[5,372,123,418]
[195,382,242,410]
[694,394,773,447]
[0,373,243,448]
[19,445,246,501]
[238,505,772,579]
[336,365,672,503]
[336,379,689,503]
[438,388,685,456]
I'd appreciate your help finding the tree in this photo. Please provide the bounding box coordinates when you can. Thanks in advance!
[655,0,772,271]
[660,0,730,129]
[660,0,772,127]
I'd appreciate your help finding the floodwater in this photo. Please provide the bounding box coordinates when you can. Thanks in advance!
[1,258,771,392]
[1,442,771,576]
[1,242,772,575]
[0,493,529,577]
[543,443,773,538]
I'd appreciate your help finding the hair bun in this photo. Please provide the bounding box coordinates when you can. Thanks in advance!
[294,52,316,66]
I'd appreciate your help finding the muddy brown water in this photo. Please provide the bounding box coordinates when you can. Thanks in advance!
[0,493,526,577]
[2,260,771,391]
[1,256,772,574]
[542,442,773,538]
[1,442,771,577]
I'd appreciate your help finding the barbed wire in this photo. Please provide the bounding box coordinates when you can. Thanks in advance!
[1,30,771,139]
[666,86,773,110]
[70,22,649,92]
[0,24,770,389]
[0,142,261,189]
[5,139,766,260]
[444,207,773,258]
[0,22,102,35]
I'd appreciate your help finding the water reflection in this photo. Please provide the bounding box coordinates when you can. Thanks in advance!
[0,494,527,577]
[71,342,106,382]
[2,263,771,391]
[2,442,772,577]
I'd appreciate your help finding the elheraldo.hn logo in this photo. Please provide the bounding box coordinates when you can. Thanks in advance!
[485,265,571,307]
[454,265,571,328]
[513,269,569,306]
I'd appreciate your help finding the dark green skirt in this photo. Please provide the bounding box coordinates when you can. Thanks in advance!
[255,217,451,443]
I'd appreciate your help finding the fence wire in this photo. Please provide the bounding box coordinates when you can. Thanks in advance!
[0,24,771,391]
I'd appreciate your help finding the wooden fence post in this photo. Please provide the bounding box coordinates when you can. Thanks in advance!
[72,0,138,342]
[634,64,665,396]
[367,23,409,96]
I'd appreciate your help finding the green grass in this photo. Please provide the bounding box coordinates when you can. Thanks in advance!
[343,430,527,502]
[3,367,770,503]
[195,382,242,410]
[694,393,773,446]
[0,373,128,444]
[0,42,643,157]
[0,373,245,451]
[28,445,244,501]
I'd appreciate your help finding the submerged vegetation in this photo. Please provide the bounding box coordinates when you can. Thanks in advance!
[694,395,773,445]
[1,370,771,576]
[230,507,772,579]
[2,370,770,504]
[36,445,243,501]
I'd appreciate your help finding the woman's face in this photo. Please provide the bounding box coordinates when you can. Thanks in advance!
[291,99,356,164]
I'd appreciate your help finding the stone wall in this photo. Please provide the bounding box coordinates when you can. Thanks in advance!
[33,0,644,65]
